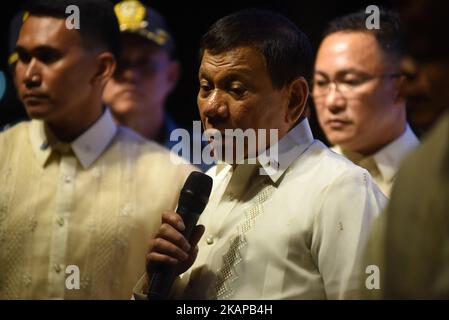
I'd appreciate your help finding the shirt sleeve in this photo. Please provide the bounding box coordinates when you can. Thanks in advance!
[360,211,387,299]
[311,167,387,299]
[132,274,148,300]
[132,272,191,300]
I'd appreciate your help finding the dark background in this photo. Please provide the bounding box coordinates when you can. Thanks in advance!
[0,0,393,142]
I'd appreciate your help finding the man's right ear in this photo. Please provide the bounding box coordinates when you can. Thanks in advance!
[92,52,116,87]
[285,77,309,125]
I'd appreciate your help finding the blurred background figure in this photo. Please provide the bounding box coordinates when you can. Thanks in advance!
[0,71,5,105]
[103,0,182,150]
[0,11,28,131]
[363,0,449,299]
[313,9,419,197]
[104,0,210,171]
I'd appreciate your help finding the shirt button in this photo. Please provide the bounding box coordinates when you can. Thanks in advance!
[54,264,62,273]
[227,193,234,201]
[57,217,65,227]
[206,237,214,245]
[40,142,49,150]
[64,176,72,183]
[22,274,32,286]
[92,169,101,179]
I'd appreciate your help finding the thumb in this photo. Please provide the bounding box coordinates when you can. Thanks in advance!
[189,224,205,249]
[177,225,205,275]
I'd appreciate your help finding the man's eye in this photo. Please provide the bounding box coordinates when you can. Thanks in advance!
[37,51,61,64]
[231,87,245,95]
[200,84,211,92]
[17,51,31,64]
[199,81,213,96]
[314,80,329,87]
[341,78,363,86]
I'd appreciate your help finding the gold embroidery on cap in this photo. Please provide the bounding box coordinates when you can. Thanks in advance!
[114,0,147,31]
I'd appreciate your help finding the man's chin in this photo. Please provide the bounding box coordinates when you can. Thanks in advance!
[24,104,52,120]
[109,100,140,115]
[326,134,353,148]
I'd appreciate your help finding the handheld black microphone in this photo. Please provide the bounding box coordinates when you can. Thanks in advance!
[148,171,213,300]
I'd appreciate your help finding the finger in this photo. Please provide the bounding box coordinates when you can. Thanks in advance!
[156,222,191,252]
[176,227,204,275]
[146,251,179,266]
[146,251,179,276]
[149,237,189,261]
[162,210,185,232]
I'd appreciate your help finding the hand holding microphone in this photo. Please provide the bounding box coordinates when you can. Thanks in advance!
[145,172,213,300]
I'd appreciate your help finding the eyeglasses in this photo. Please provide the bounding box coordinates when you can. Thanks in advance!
[312,73,403,100]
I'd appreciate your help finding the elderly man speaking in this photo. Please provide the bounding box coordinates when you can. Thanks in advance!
[139,9,386,300]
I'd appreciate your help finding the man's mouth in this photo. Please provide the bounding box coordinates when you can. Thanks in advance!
[326,119,351,129]
[22,93,50,105]
[118,87,142,97]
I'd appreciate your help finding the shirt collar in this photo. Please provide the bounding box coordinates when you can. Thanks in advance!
[333,124,419,182]
[372,124,419,182]
[214,118,315,184]
[29,108,118,169]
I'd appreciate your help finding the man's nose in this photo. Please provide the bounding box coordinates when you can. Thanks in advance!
[202,90,229,119]
[114,64,141,83]
[23,58,42,89]
[323,87,346,114]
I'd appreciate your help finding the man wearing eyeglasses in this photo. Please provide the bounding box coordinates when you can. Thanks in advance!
[103,0,182,151]
[313,9,419,197]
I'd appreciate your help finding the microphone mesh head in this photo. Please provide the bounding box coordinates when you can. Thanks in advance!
[182,171,213,196]
[180,171,213,211]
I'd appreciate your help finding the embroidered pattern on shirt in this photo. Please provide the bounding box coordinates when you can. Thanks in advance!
[214,180,275,300]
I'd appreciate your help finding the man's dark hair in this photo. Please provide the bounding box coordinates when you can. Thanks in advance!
[23,0,120,57]
[199,9,314,89]
[323,9,403,64]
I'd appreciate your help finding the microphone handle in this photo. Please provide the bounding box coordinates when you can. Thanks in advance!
[147,207,201,300]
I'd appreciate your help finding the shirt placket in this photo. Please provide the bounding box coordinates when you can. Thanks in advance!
[47,149,77,299]
[202,165,260,298]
